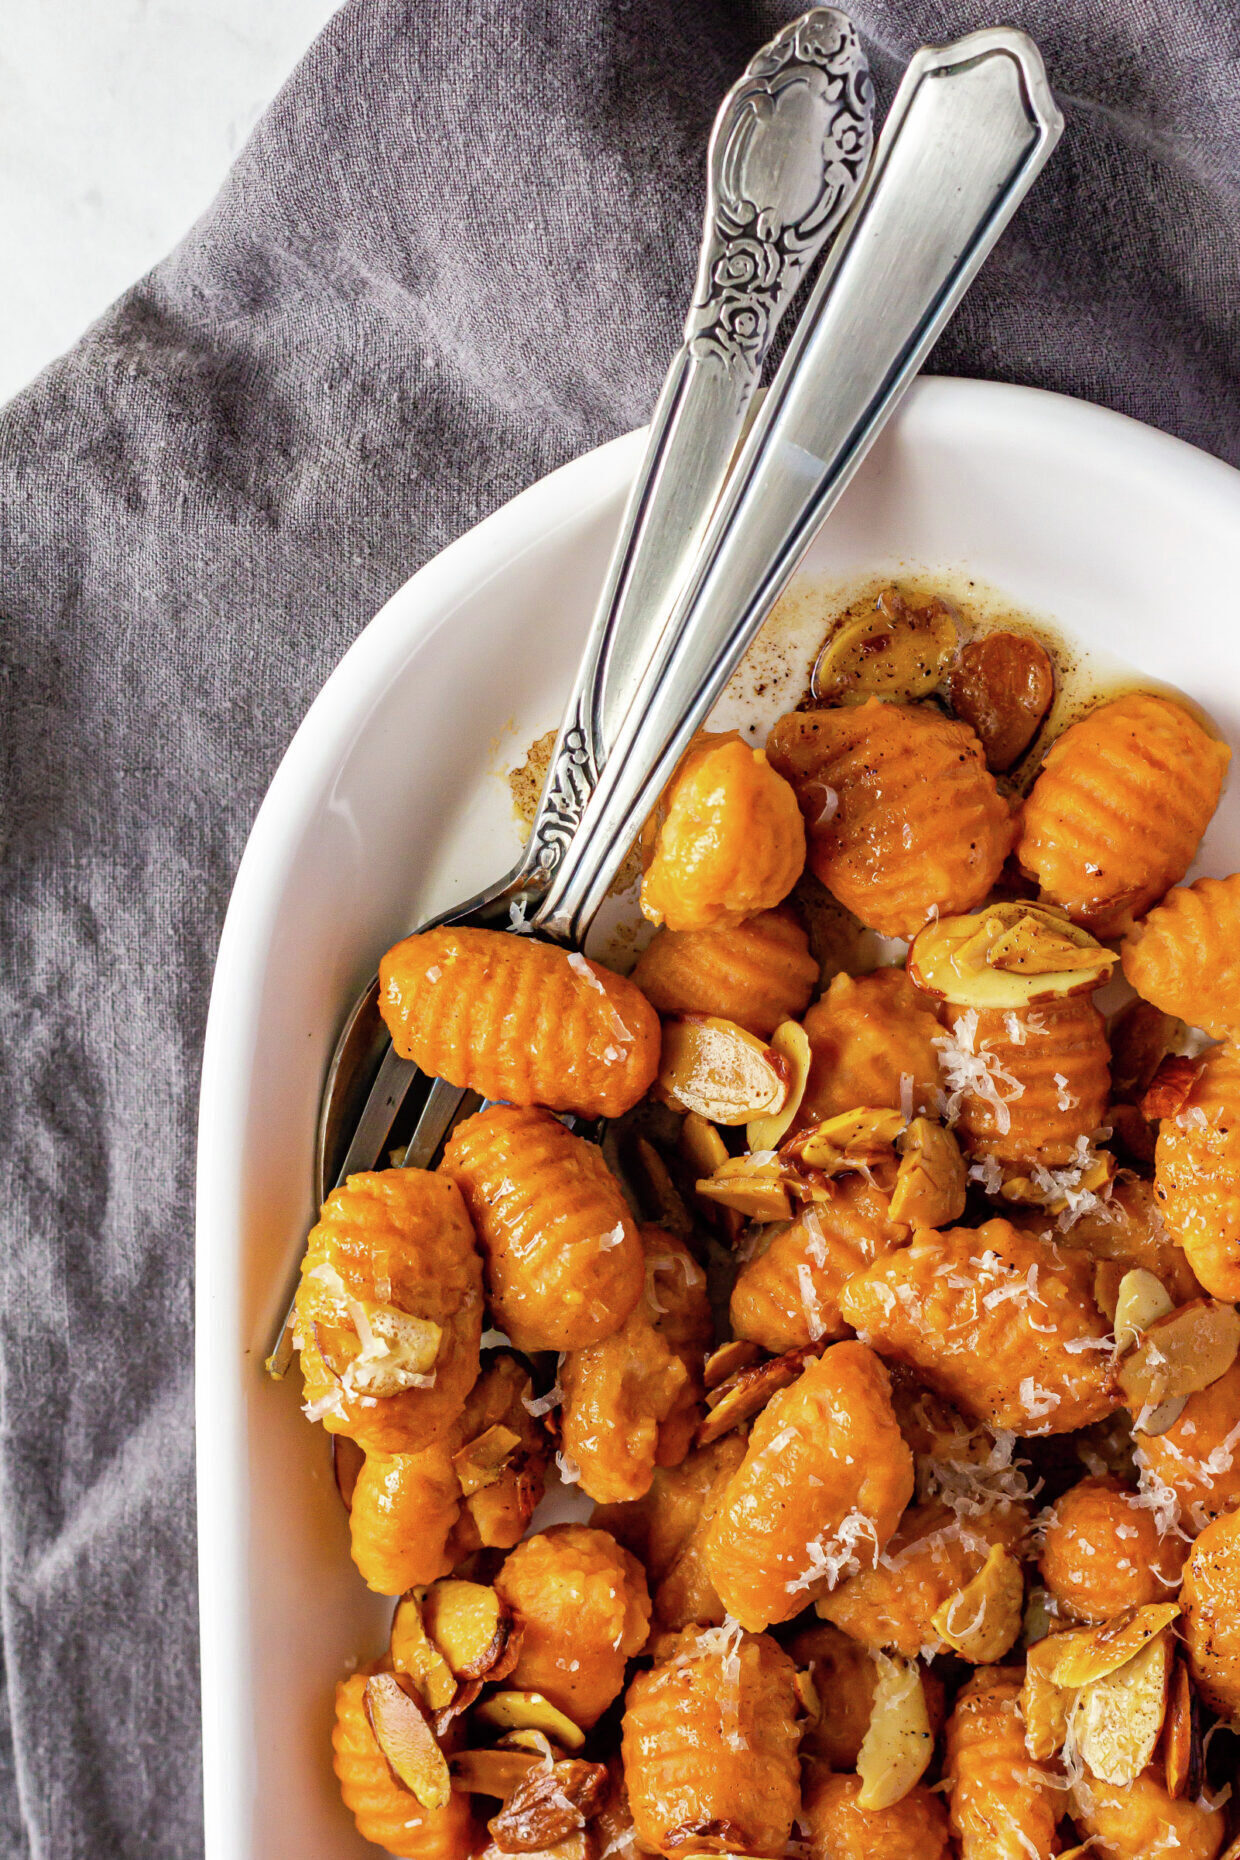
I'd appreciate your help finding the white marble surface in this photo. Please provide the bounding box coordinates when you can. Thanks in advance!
[0,0,342,405]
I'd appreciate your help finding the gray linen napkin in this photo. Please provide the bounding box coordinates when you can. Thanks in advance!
[1,1,1238,1853]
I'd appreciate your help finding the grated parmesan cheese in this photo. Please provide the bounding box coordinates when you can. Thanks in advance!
[555,1450,582,1485]
[934,1012,1026,1135]
[796,1264,827,1342]
[787,1508,878,1593]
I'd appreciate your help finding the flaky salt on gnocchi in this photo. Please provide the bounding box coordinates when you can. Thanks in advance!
[303,589,1240,1860]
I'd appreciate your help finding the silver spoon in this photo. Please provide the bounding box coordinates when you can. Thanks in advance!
[265,8,876,1373]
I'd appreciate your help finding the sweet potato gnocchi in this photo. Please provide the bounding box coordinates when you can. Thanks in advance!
[298,587,1240,1860]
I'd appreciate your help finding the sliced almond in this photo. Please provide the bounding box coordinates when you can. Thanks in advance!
[1134,1394,1189,1437]
[390,1591,458,1711]
[855,1653,934,1811]
[317,1306,443,1397]
[332,1434,365,1512]
[794,1668,820,1718]
[633,1138,695,1239]
[811,588,957,706]
[657,1017,789,1126]
[1112,1269,1175,1356]
[784,1107,904,1173]
[1001,1151,1115,1215]
[944,631,1054,772]
[423,1580,520,1682]
[473,1692,586,1752]
[364,1672,452,1808]
[1163,1654,1203,1800]
[1070,1626,1172,1786]
[1116,1298,1240,1413]
[746,1022,812,1153]
[663,1821,752,1854]
[1141,1055,1202,1121]
[679,1112,730,1178]
[488,1759,609,1854]
[695,1344,817,1448]
[453,1425,523,1498]
[703,1339,763,1390]
[1021,1634,1074,1760]
[695,1157,793,1223]
[451,1748,542,1798]
[1048,1603,1180,1690]
[889,1118,967,1228]
[908,902,1114,1010]
[930,1544,1024,1664]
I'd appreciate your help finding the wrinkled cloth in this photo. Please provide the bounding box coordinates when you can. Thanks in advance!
[1,0,1239,1853]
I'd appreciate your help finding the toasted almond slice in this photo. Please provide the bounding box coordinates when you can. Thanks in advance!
[473,1692,586,1751]
[1070,1626,1172,1787]
[788,1107,905,1170]
[1021,1634,1075,1761]
[855,1654,934,1811]
[496,1730,562,1761]
[811,588,957,706]
[1141,1055,1202,1121]
[433,1677,482,1735]
[908,902,1114,1010]
[391,1591,458,1711]
[453,1425,523,1498]
[794,1668,820,1718]
[488,1758,610,1854]
[450,1748,542,1798]
[1116,1298,1240,1415]
[695,1158,793,1223]
[423,1580,520,1682]
[1135,1393,1190,1437]
[703,1339,764,1390]
[1048,1603,1180,1690]
[1163,1654,1203,1800]
[663,1821,752,1854]
[746,1022,813,1153]
[889,1118,967,1228]
[931,1544,1024,1664]
[1112,1269,1175,1356]
[317,1305,443,1397]
[332,1434,365,1512]
[1001,1151,1116,1215]
[633,1138,695,1239]
[657,1017,789,1125]
[679,1112,730,1178]
[364,1672,452,1808]
[695,1344,817,1448]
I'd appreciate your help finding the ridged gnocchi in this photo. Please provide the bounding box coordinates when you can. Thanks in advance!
[1154,1040,1240,1299]
[294,1168,483,1454]
[797,967,943,1128]
[380,925,660,1117]
[621,1624,801,1857]
[935,994,1111,1168]
[333,1673,479,1859]
[729,1178,904,1353]
[441,1104,644,1352]
[1016,692,1229,936]
[641,735,806,932]
[766,698,1014,938]
[802,1768,952,1860]
[945,1666,1060,1860]
[1036,1473,1186,1621]
[1123,872,1240,1038]
[631,906,818,1036]
[1069,1768,1226,1860]
[1180,1505,1240,1721]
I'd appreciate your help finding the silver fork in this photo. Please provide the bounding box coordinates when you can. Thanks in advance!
[266,8,875,1374]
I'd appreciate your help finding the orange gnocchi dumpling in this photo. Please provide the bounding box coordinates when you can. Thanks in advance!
[817,1497,1027,1658]
[348,1441,462,1595]
[1154,1041,1240,1299]
[840,1219,1115,1435]
[1135,1357,1240,1531]
[641,734,806,932]
[786,1621,879,1770]
[703,1341,913,1631]
[621,1624,801,1857]
[935,994,1111,1167]
[492,1524,651,1729]
[631,906,818,1036]
[597,1433,747,1634]
[1180,1506,1240,1722]
[945,1666,1060,1860]
[294,1168,483,1454]
[1016,692,1229,936]
[802,1769,952,1860]
[765,699,1014,938]
[729,1179,906,1354]
[332,1672,479,1860]
[1122,873,1240,1039]
[1036,1474,1186,1621]
[559,1230,708,1504]
[1019,1174,1203,1313]
[379,925,660,1118]
[441,1104,644,1352]
[1069,1767,1226,1860]
[796,968,943,1129]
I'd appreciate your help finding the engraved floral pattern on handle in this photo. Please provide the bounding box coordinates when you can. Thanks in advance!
[688,9,873,370]
[530,701,597,877]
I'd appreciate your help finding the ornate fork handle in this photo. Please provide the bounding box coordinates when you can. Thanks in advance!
[520,8,872,890]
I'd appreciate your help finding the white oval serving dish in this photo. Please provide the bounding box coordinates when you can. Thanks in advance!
[196,377,1240,1858]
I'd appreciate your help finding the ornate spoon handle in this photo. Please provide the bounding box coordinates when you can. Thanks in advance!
[516,9,872,889]
[534,27,1064,944]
